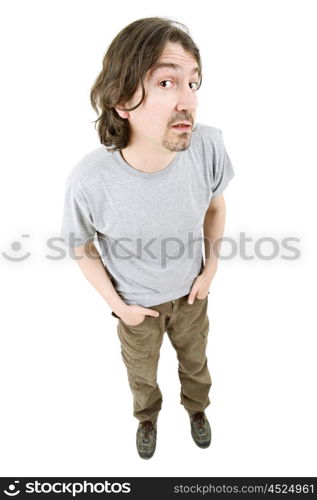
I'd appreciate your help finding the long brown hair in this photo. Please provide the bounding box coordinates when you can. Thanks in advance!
[90,17,202,152]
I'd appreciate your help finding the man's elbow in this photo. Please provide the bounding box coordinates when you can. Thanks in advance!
[72,241,98,260]
[207,193,226,213]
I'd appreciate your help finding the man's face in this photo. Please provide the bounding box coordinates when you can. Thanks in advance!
[122,41,199,152]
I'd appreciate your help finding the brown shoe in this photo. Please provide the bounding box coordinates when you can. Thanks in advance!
[136,420,157,459]
[190,412,211,448]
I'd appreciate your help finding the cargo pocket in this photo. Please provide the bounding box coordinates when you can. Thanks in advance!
[117,322,151,383]
[200,326,209,338]
[200,314,210,340]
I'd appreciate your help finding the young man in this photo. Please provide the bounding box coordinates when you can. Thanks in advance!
[60,17,235,459]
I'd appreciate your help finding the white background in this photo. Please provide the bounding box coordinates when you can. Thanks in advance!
[1,0,316,477]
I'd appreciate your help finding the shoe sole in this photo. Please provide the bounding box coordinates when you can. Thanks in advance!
[191,434,211,448]
[138,450,155,459]
[137,444,156,459]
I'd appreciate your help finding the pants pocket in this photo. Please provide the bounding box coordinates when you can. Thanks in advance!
[196,294,209,301]
[120,315,147,328]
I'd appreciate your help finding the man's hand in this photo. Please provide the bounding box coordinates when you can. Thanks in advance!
[119,304,160,326]
[188,262,218,304]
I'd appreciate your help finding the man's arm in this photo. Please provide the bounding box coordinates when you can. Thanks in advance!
[73,241,128,318]
[202,194,226,276]
[188,194,226,303]
[72,241,160,324]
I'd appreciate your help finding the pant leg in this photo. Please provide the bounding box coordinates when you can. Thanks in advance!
[166,294,212,414]
[116,302,169,425]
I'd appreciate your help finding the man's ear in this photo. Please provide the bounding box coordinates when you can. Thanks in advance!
[115,103,130,120]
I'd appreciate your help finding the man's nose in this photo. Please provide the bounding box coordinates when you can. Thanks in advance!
[175,83,197,113]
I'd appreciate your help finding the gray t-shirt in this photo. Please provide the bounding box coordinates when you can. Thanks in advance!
[60,122,235,307]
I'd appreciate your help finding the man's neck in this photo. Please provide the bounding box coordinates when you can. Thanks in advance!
[120,142,177,174]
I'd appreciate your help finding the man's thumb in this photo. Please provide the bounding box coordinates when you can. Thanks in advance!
[144,308,160,318]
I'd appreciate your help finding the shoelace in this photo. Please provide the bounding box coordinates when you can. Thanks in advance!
[141,420,155,439]
[192,412,206,431]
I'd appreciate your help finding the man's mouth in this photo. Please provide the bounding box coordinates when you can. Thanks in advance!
[171,123,192,131]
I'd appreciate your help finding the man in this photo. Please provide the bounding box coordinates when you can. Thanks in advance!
[60,17,235,459]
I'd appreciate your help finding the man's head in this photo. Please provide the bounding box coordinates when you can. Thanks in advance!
[90,17,202,152]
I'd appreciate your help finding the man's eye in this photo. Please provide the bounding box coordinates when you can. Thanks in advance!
[159,80,173,88]
[190,82,199,90]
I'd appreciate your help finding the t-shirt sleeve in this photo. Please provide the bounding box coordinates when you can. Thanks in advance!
[60,176,96,248]
[210,129,235,198]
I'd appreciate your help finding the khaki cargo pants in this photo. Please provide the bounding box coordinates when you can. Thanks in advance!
[112,293,211,426]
